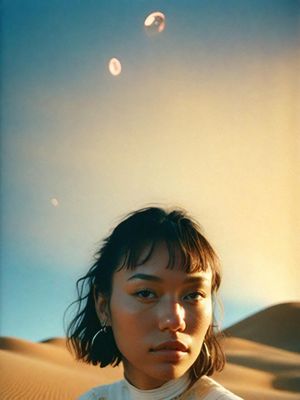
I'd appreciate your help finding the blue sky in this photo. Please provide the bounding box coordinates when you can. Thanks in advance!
[1,0,299,341]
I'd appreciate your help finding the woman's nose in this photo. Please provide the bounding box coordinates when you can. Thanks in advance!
[158,300,186,332]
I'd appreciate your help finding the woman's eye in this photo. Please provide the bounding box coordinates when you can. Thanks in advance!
[184,292,205,301]
[135,289,156,299]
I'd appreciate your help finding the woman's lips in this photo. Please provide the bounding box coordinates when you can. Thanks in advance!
[151,340,188,352]
[150,341,189,361]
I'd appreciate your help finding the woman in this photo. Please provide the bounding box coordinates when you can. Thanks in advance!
[67,207,242,399]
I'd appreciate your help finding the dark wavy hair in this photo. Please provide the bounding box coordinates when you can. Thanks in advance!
[66,206,225,382]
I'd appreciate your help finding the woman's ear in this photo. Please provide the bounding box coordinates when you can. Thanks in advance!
[93,286,111,325]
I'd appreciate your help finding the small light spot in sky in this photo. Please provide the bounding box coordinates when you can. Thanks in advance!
[108,57,122,76]
[50,197,59,207]
[144,11,166,34]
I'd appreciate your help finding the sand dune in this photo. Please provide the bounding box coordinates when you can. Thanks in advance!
[0,302,299,399]
[225,302,300,352]
[0,338,123,400]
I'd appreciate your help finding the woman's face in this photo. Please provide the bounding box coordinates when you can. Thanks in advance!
[99,241,213,389]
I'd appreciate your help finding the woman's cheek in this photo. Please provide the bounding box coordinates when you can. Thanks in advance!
[188,302,212,333]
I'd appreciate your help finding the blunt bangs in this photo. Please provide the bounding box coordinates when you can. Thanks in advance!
[116,210,221,291]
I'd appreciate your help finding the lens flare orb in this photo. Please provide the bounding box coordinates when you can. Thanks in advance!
[50,197,59,207]
[108,57,122,76]
[144,11,166,34]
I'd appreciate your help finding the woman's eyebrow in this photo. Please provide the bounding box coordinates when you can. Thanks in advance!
[183,276,208,285]
[127,274,209,284]
[127,273,162,282]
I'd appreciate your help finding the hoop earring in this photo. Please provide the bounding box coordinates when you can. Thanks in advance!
[192,364,199,379]
[202,341,211,362]
[202,341,212,372]
[91,325,109,347]
[192,341,211,379]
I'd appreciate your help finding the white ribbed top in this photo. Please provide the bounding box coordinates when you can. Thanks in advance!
[78,375,244,399]
[124,373,190,400]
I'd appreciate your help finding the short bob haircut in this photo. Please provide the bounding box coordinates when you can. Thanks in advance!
[66,206,225,382]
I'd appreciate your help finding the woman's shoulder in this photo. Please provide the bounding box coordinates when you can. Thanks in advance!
[77,379,125,400]
[185,376,243,400]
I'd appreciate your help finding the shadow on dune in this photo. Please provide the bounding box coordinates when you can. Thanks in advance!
[272,373,300,393]
[227,354,300,373]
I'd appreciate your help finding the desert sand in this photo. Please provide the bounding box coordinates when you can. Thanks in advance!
[0,302,299,399]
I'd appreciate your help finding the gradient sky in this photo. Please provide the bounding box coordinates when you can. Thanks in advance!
[1,0,299,341]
